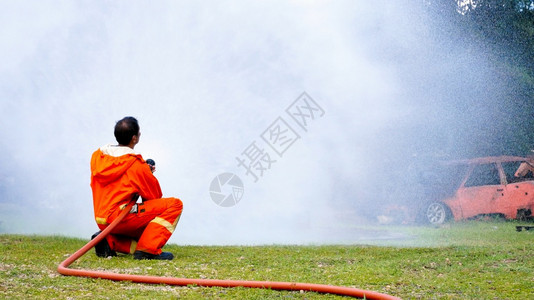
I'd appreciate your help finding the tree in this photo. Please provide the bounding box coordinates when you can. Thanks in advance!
[422,0,534,156]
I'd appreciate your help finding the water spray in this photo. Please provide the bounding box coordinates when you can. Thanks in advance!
[57,200,400,299]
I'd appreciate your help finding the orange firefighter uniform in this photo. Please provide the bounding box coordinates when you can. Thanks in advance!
[90,144,183,255]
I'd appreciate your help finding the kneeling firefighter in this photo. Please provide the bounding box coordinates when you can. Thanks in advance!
[90,116,183,260]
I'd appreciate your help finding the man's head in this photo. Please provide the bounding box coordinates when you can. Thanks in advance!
[114,116,140,148]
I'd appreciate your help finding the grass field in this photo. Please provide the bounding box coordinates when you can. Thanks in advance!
[1,221,533,299]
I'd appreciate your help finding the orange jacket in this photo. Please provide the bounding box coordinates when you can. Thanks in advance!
[90,145,162,225]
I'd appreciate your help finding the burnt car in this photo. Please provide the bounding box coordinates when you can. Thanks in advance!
[379,156,534,225]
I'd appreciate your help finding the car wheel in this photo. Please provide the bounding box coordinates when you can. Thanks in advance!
[425,202,450,225]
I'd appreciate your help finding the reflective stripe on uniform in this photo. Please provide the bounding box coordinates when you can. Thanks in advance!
[150,217,177,233]
[95,217,108,225]
[130,240,138,254]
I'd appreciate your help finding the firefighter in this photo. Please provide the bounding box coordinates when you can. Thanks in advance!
[90,116,183,260]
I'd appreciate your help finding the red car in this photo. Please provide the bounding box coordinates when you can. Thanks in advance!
[378,156,534,225]
[421,156,534,225]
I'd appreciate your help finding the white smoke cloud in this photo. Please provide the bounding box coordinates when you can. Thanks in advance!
[0,1,495,245]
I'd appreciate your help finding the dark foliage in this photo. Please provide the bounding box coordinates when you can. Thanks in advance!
[424,0,534,157]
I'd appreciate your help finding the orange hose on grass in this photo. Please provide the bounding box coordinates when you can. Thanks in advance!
[58,202,400,300]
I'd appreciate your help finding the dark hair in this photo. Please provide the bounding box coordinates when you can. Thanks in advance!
[114,116,139,146]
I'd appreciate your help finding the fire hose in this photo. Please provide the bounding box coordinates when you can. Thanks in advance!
[58,201,400,299]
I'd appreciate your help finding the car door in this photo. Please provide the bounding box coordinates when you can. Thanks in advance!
[455,162,504,219]
[500,160,534,218]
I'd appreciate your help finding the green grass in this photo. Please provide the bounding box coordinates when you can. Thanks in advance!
[1,221,533,299]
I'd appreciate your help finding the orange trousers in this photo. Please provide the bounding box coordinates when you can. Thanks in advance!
[98,197,183,255]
